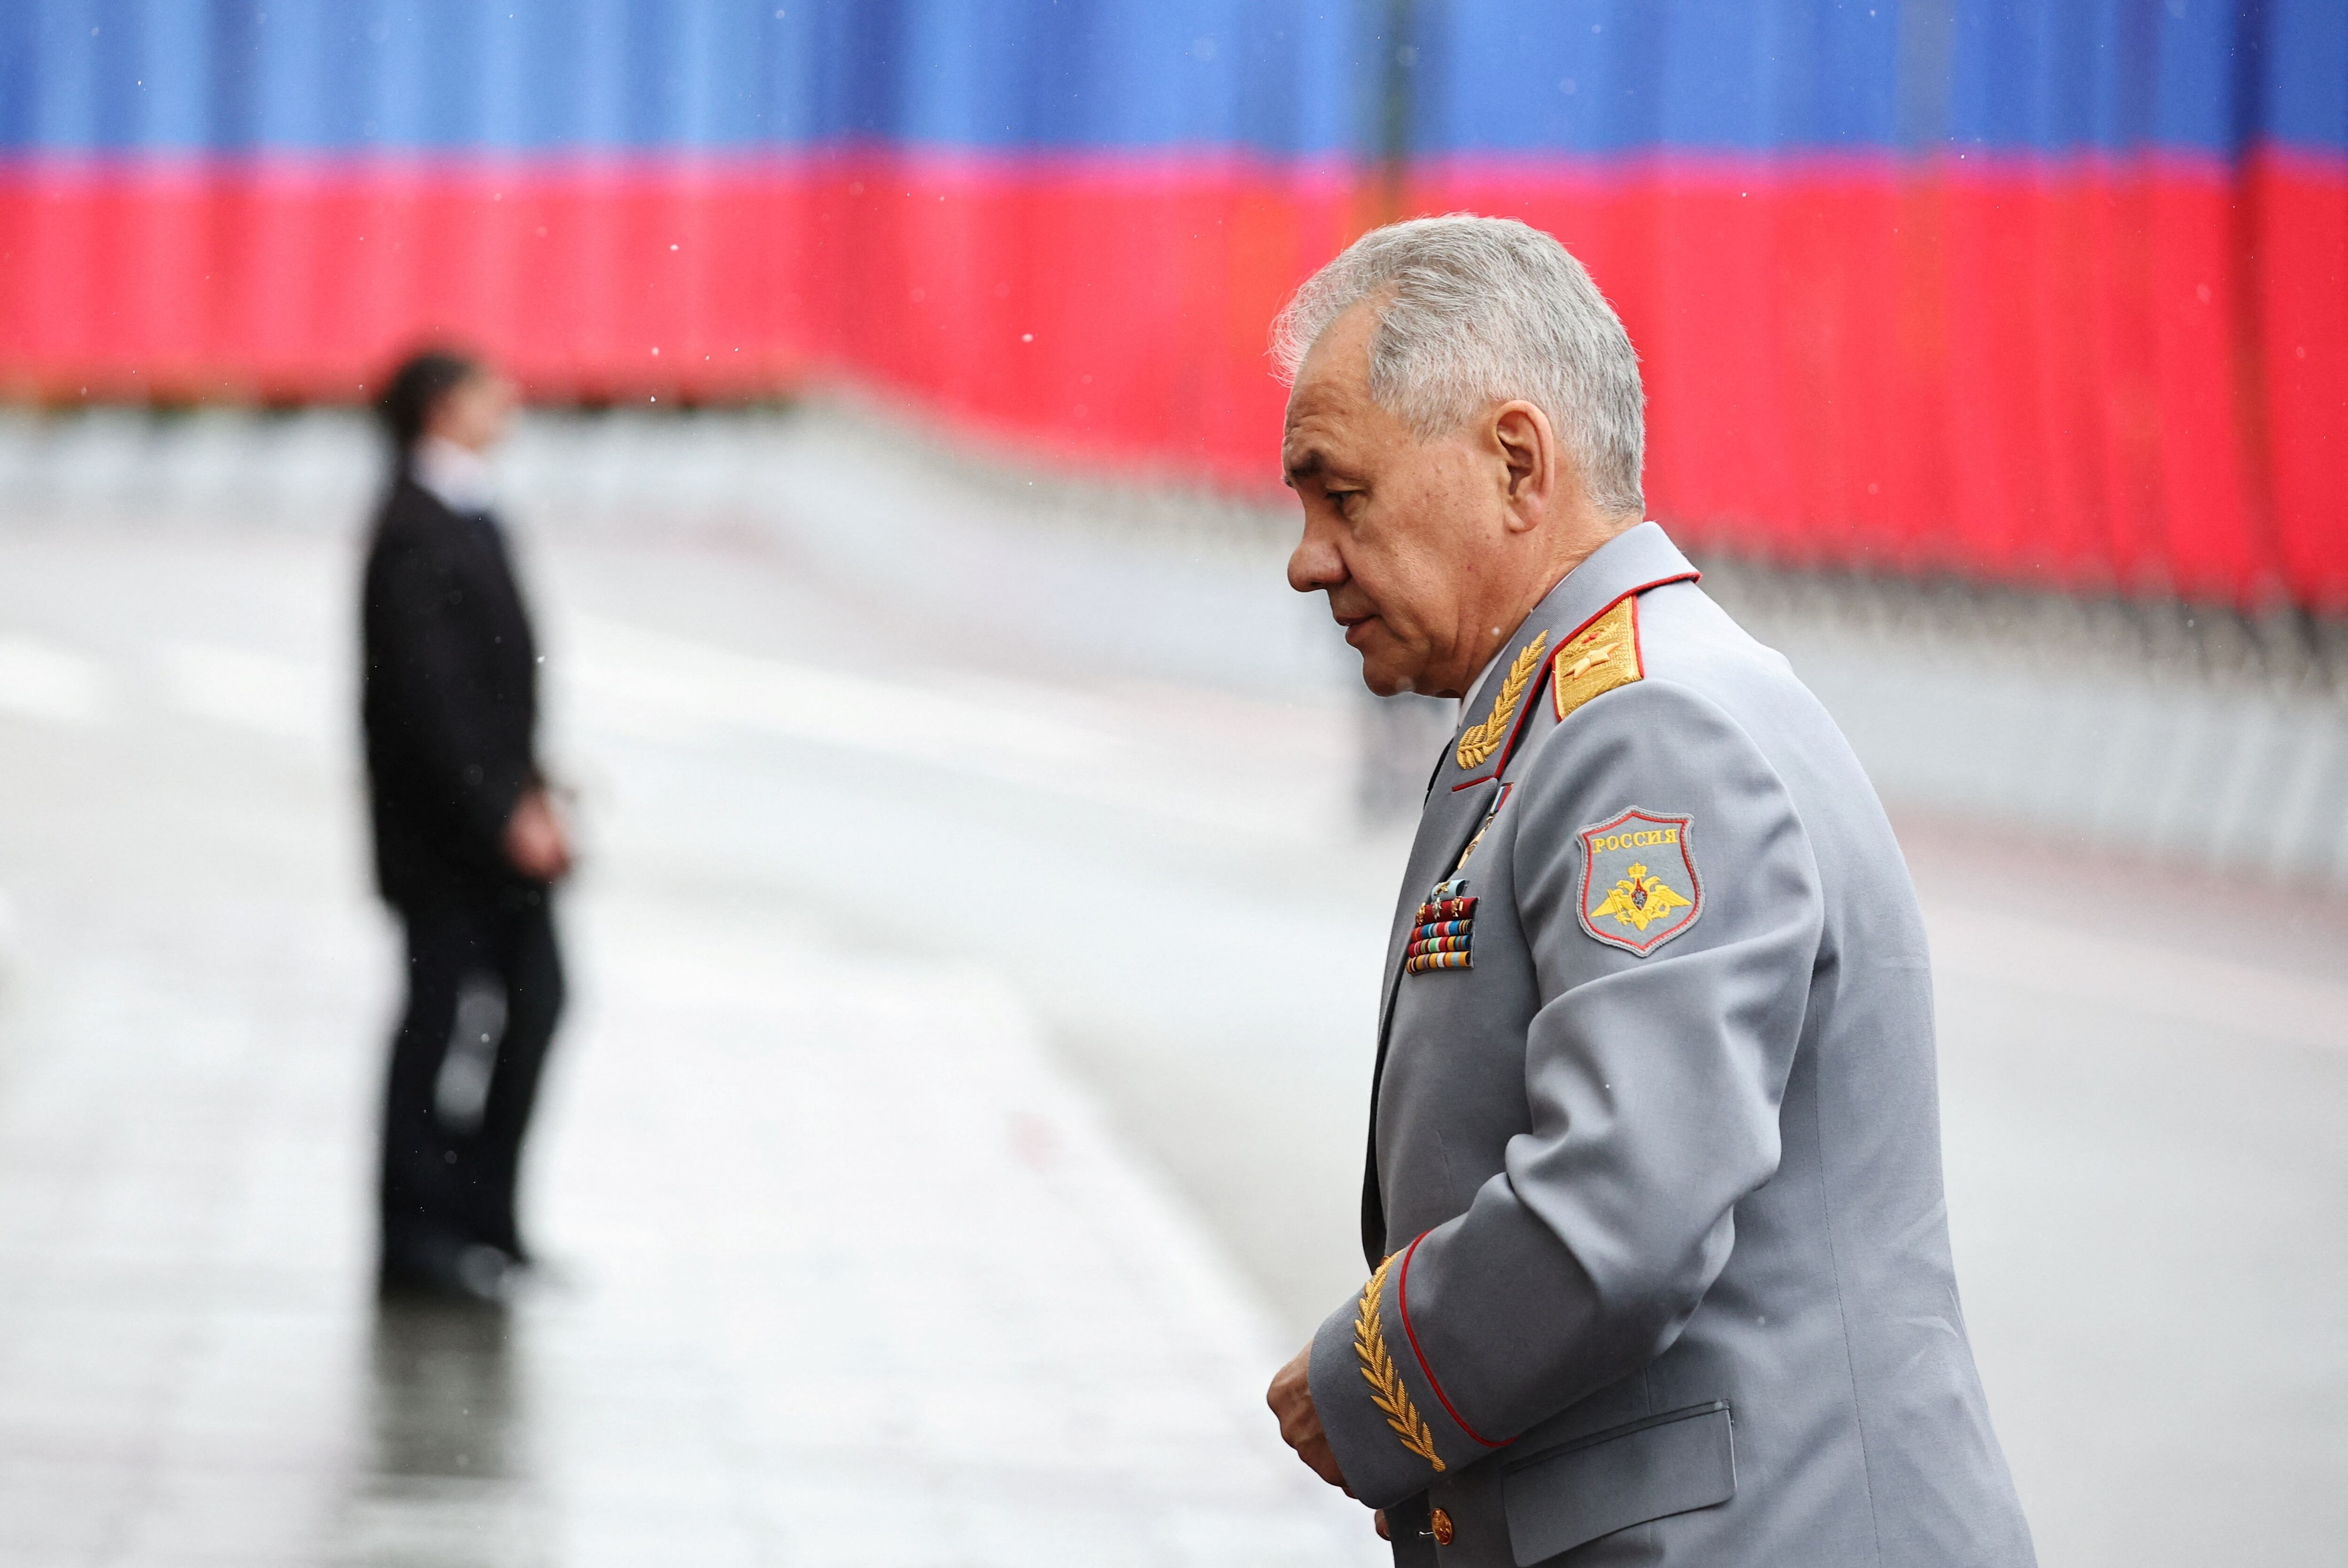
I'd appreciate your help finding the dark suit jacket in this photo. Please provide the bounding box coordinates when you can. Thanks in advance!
[361,475,543,910]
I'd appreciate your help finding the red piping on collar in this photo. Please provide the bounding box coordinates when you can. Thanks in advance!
[1449,659,1554,792]
[1451,569,1699,792]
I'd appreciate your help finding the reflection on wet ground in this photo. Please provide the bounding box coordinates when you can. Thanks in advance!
[345,1305,533,1567]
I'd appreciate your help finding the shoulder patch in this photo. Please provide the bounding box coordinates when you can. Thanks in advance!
[1576,807,1703,956]
[1552,595,1643,721]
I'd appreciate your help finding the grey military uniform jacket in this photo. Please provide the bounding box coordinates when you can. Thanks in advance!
[1307,525,2034,1568]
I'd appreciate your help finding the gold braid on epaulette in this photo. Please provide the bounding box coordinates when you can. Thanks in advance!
[1354,1254,1445,1473]
[1455,631,1548,771]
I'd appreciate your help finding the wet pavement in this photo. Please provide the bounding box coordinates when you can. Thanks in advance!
[0,525,1380,1566]
[0,474,2342,1564]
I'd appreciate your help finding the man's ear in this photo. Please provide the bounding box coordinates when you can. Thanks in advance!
[1491,401,1557,532]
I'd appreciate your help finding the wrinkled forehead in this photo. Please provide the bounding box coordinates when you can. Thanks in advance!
[1282,369,1356,436]
[1281,382,1369,483]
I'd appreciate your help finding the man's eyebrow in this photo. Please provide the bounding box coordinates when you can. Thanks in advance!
[1282,446,1323,482]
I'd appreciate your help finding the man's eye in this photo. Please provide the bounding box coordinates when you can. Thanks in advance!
[1327,489,1361,510]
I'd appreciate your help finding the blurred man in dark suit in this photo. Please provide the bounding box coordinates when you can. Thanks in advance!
[363,349,571,1304]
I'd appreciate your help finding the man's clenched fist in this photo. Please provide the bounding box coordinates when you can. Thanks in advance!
[1266,1342,1350,1493]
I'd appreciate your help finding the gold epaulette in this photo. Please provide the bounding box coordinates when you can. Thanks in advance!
[1552,595,1644,721]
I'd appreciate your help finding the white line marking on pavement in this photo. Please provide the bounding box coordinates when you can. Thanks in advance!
[159,641,334,742]
[0,634,113,725]
[566,614,1344,842]
[571,614,1103,775]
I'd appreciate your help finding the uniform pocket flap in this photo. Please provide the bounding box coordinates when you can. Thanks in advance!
[1500,1401,1735,1566]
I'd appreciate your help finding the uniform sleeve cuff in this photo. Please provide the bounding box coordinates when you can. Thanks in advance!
[1307,1248,1484,1510]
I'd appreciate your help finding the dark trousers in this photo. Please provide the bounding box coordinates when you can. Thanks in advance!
[379,890,564,1277]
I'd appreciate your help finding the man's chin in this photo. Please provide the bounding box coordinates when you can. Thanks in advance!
[1345,625,1435,697]
[1356,657,1426,699]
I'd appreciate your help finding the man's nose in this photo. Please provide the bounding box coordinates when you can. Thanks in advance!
[1287,521,1344,595]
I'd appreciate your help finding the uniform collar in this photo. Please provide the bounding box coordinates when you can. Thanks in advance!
[1439,522,1698,789]
[1458,646,1504,718]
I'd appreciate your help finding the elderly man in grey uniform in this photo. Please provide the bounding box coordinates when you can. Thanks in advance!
[1263,216,2035,1567]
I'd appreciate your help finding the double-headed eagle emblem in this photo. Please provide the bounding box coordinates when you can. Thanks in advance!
[1587,862,1693,933]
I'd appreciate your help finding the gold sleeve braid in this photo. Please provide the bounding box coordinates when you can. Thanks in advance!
[1353,1254,1446,1473]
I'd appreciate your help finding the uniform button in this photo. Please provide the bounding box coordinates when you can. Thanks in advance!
[1431,1507,1455,1546]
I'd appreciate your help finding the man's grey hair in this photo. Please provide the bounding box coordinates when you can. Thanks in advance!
[1271,215,1646,517]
